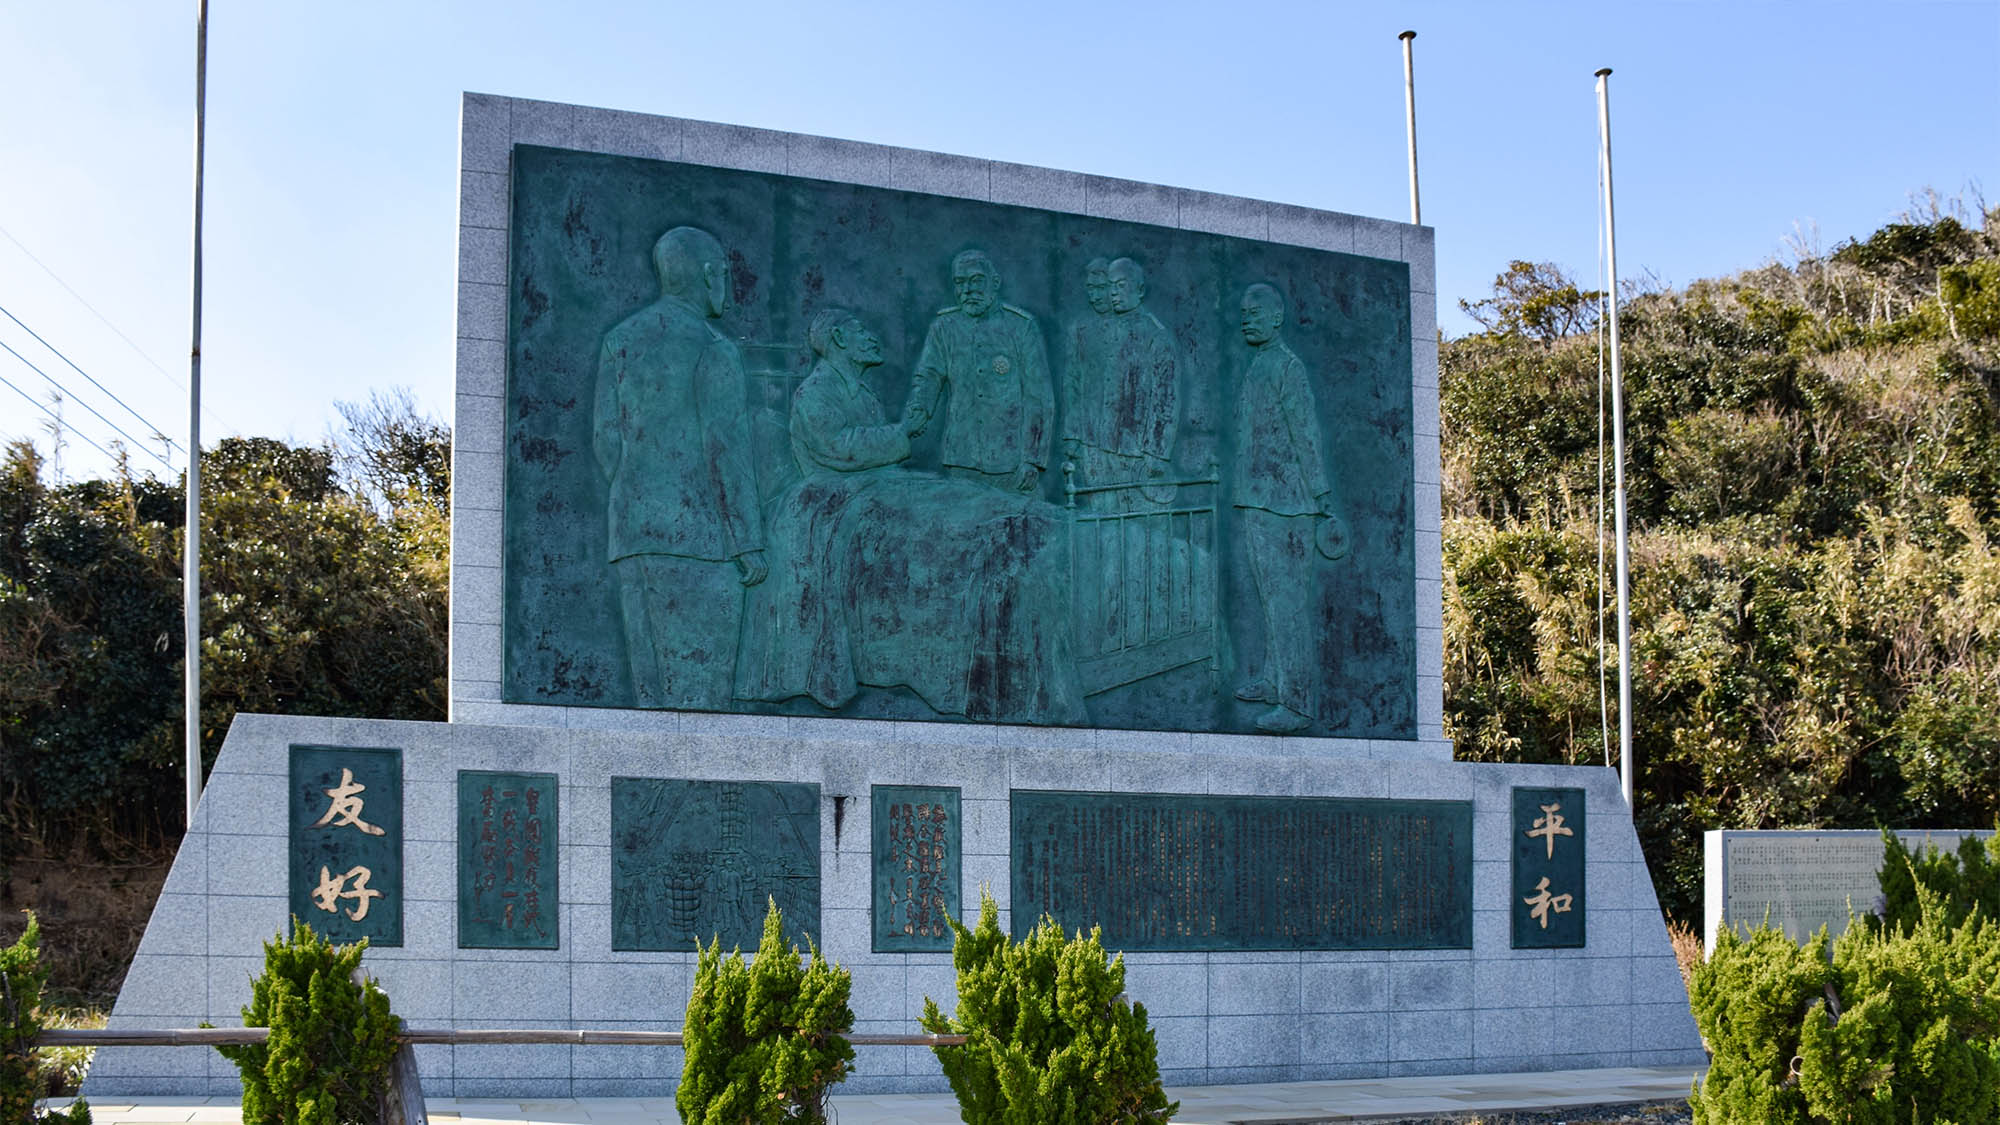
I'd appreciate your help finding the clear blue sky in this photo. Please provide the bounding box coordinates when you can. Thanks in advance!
[2,0,1994,483]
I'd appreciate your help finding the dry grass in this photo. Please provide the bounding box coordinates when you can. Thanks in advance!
[1667,919,1706,994]
[34,1003,105,1096]
[0,838,174,1007]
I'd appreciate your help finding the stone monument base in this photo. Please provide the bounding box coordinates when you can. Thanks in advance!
[89,712,1702,1097]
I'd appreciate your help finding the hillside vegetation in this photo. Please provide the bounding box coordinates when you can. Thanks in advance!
[0,395,449,999]
[1444,194,2000,919]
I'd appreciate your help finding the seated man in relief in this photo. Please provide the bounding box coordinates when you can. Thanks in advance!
[736,308,1084,726]
[788,310,922,476]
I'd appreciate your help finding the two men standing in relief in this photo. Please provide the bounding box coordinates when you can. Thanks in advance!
[1063,257,1181,508]
[592,229,1349,732]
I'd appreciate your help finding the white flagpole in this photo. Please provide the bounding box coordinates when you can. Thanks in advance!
[185,0,208,829]
[1400,31,1421,225]
[1596,68,1636,811]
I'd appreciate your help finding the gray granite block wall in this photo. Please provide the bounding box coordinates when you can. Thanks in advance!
[89,712,1704,1097]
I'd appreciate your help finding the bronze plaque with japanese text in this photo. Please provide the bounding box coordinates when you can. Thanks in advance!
[1010,789,1470,950]
[1512,786,1585,948]
[457,770,560,949]
[288,744,402,946]
[871,785,960,952]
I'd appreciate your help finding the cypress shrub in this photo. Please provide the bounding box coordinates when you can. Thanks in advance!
[676,900,853,1125]
[1690,887,2000,1124]
[920,892,1175,1125]
[214,920,399,1125]
[1872,828,2000,936]
[1,914,90,1125]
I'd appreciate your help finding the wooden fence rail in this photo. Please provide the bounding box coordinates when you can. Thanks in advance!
[34,1027,967,1048]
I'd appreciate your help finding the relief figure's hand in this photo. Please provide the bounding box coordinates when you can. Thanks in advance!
[1013,464,1040,493]
[735,549,770,586]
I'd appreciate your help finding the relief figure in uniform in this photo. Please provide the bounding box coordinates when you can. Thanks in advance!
[1063,256,1179,507]
[736,307,1084,725]
[1232,283,1350,734]
[593,226,767,710]
[905,250,1054,493]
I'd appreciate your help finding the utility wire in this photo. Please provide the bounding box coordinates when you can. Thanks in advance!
[0,300,185,458]
[0,336,177,472]
[0,366,122,467]
[0,221,187,392]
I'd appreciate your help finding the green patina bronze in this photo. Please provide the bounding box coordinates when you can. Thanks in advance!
[506,144,1415,737]
[456,770,559,949]
[288,744,402,946]
[871,784,961,952]
[609,777,819,952]
[1010,789,1471,951]
[1511,786,1586,949]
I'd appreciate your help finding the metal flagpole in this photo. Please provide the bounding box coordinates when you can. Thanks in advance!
[1595,68,1635,810]
[185,0,208,828]
[1400,31,1421,225]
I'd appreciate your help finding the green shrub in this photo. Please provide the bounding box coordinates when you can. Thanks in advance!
[214,920,399,1125]
[1873,828,2000,936]
[676,900,853,1125]
[1,913,90,1125]
[1690,888,2000,1124]
[920,893,1175,1125]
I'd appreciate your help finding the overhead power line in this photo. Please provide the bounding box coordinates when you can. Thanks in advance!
[0,300,185,458]
[0,221,187,392]
[0,336,177,472]
[0,365,122,467]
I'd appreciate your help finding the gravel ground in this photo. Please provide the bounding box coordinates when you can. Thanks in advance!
[1246,1099,1692,1124]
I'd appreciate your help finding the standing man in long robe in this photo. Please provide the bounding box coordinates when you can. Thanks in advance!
[1232,282,1349,734]
[593,225,766,710]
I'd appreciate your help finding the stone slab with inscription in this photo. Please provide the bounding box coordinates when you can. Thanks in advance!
[1704,828,1995,950]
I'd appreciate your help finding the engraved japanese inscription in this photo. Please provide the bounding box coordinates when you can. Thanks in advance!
[288,744,402,946]
[457,770,559,949]
[506,146,1416,738]
[1010,790,1471,951]
[610,777,820,951]
[1512,786,1585,949]
[871,785,960,953]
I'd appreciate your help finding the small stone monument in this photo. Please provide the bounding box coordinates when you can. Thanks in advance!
[89,94,1705,1097]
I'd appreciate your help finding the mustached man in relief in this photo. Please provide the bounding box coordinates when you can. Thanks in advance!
[1064,256,1179,508]
[905,250,1054,493]
[593,225,767,710]
[1232,282,1350,734]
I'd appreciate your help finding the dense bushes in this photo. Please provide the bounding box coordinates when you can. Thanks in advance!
[214,921,400,1125]
[1690,892,2000,1124]
[677,902,853,1125]
[0,395,449,869]
[1443,199,2000,923]
[920,894,1175,1125]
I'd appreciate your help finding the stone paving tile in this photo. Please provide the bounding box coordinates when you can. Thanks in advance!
[49,1066,1704,1125]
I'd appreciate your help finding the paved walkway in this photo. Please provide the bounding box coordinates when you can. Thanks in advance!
[64,1065,1702,1123]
